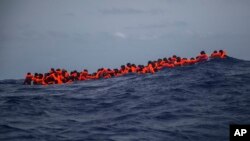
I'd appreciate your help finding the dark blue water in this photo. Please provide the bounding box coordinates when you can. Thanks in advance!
[1,57,250,141]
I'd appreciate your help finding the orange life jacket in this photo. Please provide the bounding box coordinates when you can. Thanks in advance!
[104,74,111,79]
[174,61,183,67]
[131,67,137,73]
[26,74,33,79]
[198,54,208,61]
[147,64,155,74]
[210,53,221,58]
[220,51,227,58]
[162,63,174,68]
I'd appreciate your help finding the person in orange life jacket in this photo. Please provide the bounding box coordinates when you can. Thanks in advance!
[23,72,33,85]
[162,58,174,68]
[154,59,163,70]
[140,65,148,74]
[70,71,77,81]
[142,65,149,73]
[197,51,208,62]
[95,69,102,79]
[158,59,165,66]
[107,69,115,77]
[62,69,70,78]
[174,57,183,66]
[44,73,54,85]
[120,65,128,74]
[137,65,143,74]
[51,71,63,84]
[56,69,64,84]
[210,50,221,58]
[49,68,55,74]
[130,64,137,73]
[153,62,159,72]
[181,58,190,66]
[168,57,176,64]
[147,61,155,74]
[163,58,168,63]
[171,55,177,62]
[219,50,227,58]
[126,63,132,70]
[37,73,47,85]
[85,72,95,80]
[96,68,107,78]
[56,68,62,75]
[79,69,88,80]
[189,57,197,65]
[32,73,39,85]
[113,69,122,77]
[61,69,70,83]
[103,72,111,79]
[88,73,97,79]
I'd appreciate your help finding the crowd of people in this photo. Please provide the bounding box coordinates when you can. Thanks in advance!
[23,50,227,85]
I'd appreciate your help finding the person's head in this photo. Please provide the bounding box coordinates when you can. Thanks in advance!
[177,57,181,62]
[114,69,119,73]
[56,69,61,74]
[84,69,88,72]
[213,50,217,53]
[27,72,31,75]
[148,61,152,65]
[121,65,125,69]
[191,57,195,60]
[39,73,43,79]
[132,64,136,67]
[50,68,55,74]
[158,59,162,62]
[219,50,223,53]
[126,63,131,67]
[151,63,155,67]
[173,55,177,58]
[200,51,206,55]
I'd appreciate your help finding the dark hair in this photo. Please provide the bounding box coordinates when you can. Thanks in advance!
[39,74,43,79]
[177,57,181,62]
[200,51,205,54]
[213,50,217,53]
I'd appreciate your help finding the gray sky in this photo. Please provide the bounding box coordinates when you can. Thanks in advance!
[1,0,250,80]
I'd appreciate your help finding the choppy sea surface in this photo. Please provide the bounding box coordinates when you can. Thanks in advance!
[1,57,250,141]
